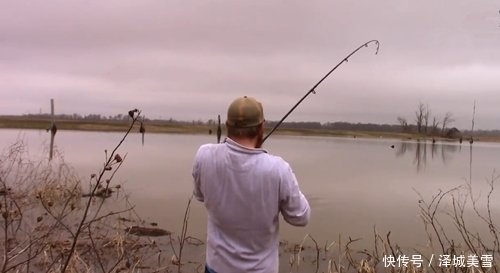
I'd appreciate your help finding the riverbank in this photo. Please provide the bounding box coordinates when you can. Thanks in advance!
[1,119,499,273]
[0,117,498,142]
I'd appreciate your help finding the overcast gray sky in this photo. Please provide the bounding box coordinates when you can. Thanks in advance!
[0,0,498,130]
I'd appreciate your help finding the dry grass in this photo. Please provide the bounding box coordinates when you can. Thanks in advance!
[0,110,205,273]
[1,110,499,273]
[277,163,500,273]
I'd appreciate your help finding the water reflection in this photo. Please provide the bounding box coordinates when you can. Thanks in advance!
[395,140,460,172]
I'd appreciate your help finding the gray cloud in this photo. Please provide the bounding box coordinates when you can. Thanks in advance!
[1,0,499,130]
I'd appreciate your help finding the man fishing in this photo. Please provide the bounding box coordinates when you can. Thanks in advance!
[191,96,311,273]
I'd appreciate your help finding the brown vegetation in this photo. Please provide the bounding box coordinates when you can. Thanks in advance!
[0,110,204,273]
[0,109,499,273]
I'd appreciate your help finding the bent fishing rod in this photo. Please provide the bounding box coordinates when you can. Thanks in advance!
[261,39,380,144]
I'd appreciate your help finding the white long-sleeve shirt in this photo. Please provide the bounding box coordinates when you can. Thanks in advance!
[192,137,311,273]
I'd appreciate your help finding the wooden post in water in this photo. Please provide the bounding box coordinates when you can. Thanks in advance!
[46,99,57,160]
[469,100,475,144]
[139,115,146,146]
[216,115,222,143]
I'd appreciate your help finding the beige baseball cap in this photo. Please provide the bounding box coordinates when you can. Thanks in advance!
[226,96,265,127]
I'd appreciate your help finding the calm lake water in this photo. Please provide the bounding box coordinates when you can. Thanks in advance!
[1,129,500,256]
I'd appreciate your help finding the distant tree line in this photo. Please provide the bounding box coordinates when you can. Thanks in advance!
[8,110,499,137]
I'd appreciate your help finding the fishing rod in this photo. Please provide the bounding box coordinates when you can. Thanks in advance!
[261,39,380,144]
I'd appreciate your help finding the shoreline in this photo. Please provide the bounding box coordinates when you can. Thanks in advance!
[1,117,499,273]
[1,117,499,143]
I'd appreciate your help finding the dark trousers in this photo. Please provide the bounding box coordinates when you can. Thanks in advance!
[205,264,217,273]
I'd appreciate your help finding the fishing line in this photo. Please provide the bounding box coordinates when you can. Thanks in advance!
[214,40,380,144]
[261,39,380,144]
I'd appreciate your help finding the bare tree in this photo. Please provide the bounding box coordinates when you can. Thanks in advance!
[397,116,409,133]
[431,116,441,136]
[423,103,431,135]
[414,102,425,133]
[441,111,455,136]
